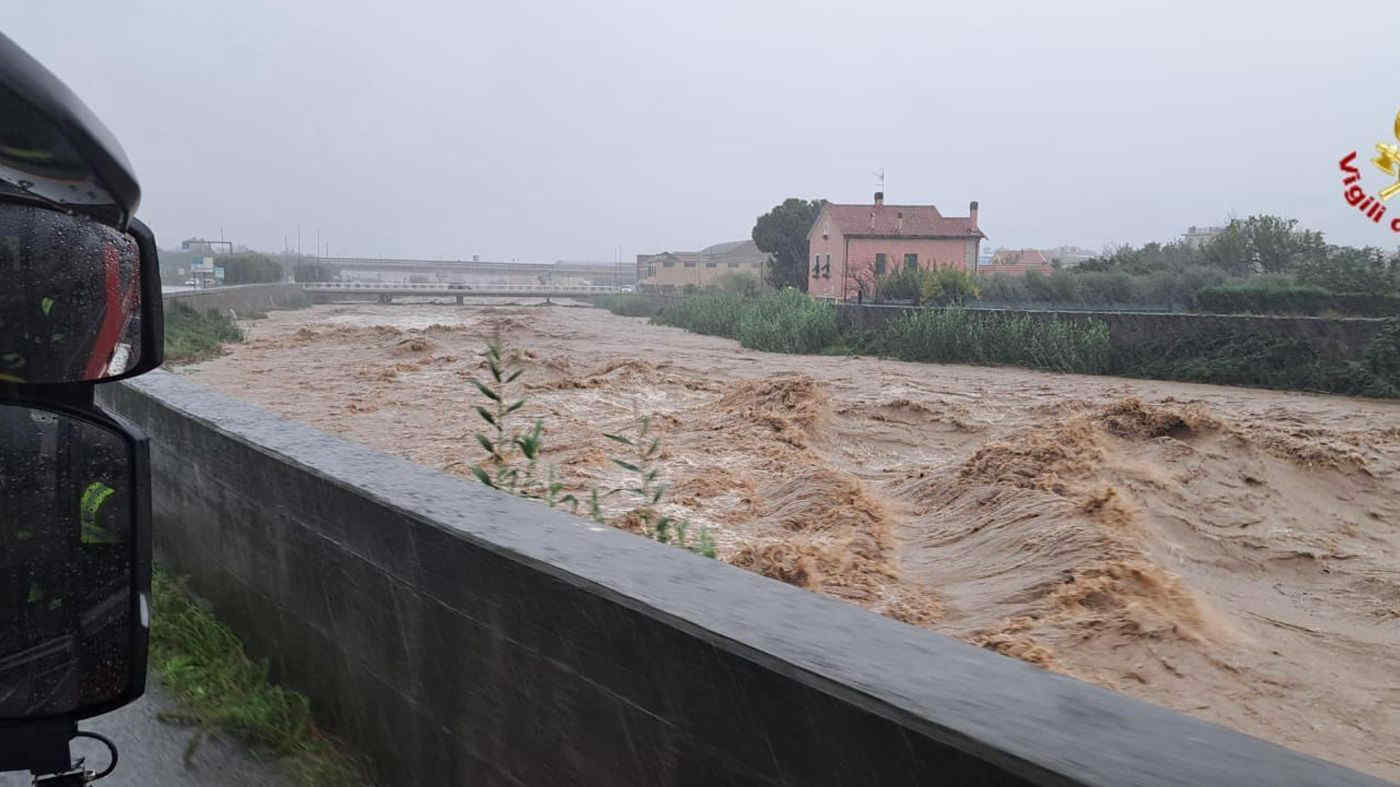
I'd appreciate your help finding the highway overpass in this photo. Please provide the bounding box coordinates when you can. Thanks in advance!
[300,281,622,302]
[305,256,635,285]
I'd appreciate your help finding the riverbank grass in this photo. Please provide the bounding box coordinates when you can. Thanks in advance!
[151,568,371,785]
[162,302,245,364]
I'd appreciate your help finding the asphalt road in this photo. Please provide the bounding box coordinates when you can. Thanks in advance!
[0,679,292,786]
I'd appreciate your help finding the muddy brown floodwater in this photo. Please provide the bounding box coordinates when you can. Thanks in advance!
[180,299,1400,780]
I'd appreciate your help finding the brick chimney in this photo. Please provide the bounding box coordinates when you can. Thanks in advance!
[874,191,884,207]
[969,200,979,226]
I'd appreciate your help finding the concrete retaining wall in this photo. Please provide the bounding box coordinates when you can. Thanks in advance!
[835,304,1388,358]
[163,283,309,315]
[96,372,1384,786]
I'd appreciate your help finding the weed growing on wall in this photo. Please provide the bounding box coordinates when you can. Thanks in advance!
[468,340,577,509]
[603,416,717,558]
[467,340,716,557]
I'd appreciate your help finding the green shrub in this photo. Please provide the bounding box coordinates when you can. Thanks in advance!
[975,273,1029,302]
[596,293,667,317]
[735,289,838,353]
[651,289,836,353]
[625,286,1400,398]
[1194,285,1400,316]
[873,267,923,302]
[873,309,1111,373]
[1361,319,1400,396]
[715,270,765,296]
[652,293,746,338]
[1110,322,1400,396]
[920,266,980,305]
[217,252,284,284]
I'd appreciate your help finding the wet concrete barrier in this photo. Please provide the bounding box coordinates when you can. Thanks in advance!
[97,371,1386,786]
[163,282,309,315]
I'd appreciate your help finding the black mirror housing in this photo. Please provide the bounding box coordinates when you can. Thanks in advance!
[124,217,165,380]
[0,32,140,228]
[0,207,164,387]
[0,31,158,782]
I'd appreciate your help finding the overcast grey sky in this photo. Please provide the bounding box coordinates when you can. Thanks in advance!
[4,2,1398,261]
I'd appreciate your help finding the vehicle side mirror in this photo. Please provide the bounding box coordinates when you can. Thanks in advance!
[0,401,149,740]
[0,30,157,782]
[0,207,163,385]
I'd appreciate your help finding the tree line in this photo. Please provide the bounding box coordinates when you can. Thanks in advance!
[750,199,1400,314]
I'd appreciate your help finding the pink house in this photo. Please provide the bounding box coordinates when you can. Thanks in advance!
[807,193,985,301]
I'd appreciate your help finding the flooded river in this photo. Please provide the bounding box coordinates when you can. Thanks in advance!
[179,299,1400,780]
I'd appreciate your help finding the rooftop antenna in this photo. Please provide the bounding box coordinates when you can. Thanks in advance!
[874,168,885,195]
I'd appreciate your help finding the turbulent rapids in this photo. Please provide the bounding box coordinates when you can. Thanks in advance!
[180,299,1400,781]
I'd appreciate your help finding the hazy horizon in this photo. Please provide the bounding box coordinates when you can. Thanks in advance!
[4,2,1398,262]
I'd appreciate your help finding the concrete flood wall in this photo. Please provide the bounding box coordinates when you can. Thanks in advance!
[835,304,1388,359]
[163,282,309,315]
[96,372,1385,787]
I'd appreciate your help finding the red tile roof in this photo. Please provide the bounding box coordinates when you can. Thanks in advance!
[821,204,982,238]
[980,249,1052,275]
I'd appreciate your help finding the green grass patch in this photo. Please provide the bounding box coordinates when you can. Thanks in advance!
[151,568,372,785]
[162,302,244,364]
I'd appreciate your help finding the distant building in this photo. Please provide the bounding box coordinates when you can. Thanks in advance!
[1042,245,1097,267]
[808,193,985,301]
[636,240,767,290]
[979,248,1053,276]
[1182,225,1226,249]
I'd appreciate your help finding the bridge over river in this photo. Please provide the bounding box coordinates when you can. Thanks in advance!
[300,281,623,303]
[305,255,635,285]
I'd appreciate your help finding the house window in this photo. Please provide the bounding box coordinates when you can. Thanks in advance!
[823,255,831,278]
[905,253,918,270]
[813,255,821,276]
[684,261,696,267]
[874,253,886,276]
[705,262,717,268]
[663,260,674,267]
[728,261,740,268]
